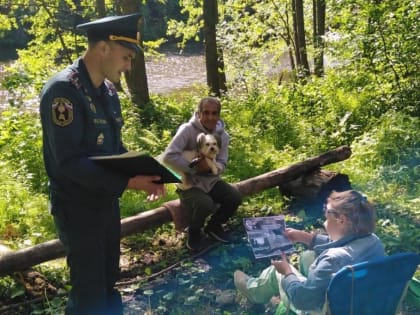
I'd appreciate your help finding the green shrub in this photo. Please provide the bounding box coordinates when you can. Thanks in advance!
[0,109,47,194]
[0,161,54,248]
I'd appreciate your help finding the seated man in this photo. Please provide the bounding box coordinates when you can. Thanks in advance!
[234,190,385,314]
[162,97,242,251]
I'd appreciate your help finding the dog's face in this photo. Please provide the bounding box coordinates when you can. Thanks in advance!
[197,133,220,158]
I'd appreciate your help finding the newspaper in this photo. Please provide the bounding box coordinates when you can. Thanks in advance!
[243,215,294,259]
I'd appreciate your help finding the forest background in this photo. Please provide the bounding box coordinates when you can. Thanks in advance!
[0,0,419,314]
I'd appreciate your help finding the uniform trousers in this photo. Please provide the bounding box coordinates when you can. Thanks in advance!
[52,196,123,315]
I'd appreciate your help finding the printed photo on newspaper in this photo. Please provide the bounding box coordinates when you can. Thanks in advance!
[243,215,295,259]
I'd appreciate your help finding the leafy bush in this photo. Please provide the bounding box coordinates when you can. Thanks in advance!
[0,109,47,194]
[120,94,196,156]
[332,110,420,253]
[0,160,54,248]
[0,0,418,311]
[348,111,419,190]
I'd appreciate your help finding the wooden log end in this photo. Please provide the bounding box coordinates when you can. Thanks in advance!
[279,169,353,217]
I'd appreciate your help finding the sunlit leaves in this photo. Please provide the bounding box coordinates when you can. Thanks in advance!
[0,14,16,31]
[167,0,203,48]
[328,0,419,117]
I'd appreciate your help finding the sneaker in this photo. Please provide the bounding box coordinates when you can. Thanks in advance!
[204,224,230,243]
[234,270,256,303]
[186,229,211,252]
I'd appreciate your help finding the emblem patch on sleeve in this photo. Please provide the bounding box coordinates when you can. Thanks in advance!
[52,98,74,126]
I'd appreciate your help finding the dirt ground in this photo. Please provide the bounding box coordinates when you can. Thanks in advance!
[117,226,420,315]
[119,229,281,315]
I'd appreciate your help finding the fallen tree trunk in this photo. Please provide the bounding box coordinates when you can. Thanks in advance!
[279,169,353,217]
[233,145,351,196]
[0,145,351,276]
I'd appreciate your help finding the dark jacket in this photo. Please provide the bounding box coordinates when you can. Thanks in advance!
[40,58,129,210]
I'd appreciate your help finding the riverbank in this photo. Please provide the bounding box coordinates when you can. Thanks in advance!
[0,48,206,109]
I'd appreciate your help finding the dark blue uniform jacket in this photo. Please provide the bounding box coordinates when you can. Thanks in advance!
[40,58,129,211]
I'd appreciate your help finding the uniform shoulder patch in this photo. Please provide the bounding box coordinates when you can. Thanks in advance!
[68,70,82,89]
[52,97,74,127]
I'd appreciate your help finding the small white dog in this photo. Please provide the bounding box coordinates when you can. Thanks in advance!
[179,133,222,189]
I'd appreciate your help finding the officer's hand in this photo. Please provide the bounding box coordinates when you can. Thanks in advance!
[127,175,166,201]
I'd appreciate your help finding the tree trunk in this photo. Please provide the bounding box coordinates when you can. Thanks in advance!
[292,0,301,67]
[234,145,351,196]
[119,0,150,106]
[313,0,325,77]
[96,0,106,17]
[279,169,352,216]
[126,49,150,106]
[203,0,226,96]
[293,0,310,77]
[0,146,351,276]
[277,3,296,78]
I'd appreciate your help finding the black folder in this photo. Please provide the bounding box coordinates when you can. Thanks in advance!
[89,151,181,184]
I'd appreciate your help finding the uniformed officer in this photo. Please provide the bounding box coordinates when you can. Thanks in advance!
[39,13,165,315]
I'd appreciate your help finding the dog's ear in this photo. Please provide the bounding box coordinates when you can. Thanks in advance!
[196,133,206,150]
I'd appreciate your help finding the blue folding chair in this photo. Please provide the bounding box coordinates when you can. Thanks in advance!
[325,252,420,315]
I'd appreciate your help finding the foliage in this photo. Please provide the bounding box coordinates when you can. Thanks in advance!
[0,0,419,312]
[0,276,25,301]
[1,67,419,250]
[166,0,204,48]
[121,93,196,155]
[0,13,16,32]
[167,0,295,91]
[0,160,54,249]
[2,0,85,104]
[327,0,419,117]
[1,0,185,107]
[0,109,47,193]
[335,110,419,254]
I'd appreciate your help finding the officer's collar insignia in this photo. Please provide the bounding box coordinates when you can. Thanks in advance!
[90,103,96,113]
[104,79,117,96]
[97,133,104,145]
[68,70,82,89]
[52,98,74,127]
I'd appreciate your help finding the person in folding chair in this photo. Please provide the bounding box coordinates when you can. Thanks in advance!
[234,190,385,315]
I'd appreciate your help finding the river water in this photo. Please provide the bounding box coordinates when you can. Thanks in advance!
[146,52,206,94]
[0,51,206,109]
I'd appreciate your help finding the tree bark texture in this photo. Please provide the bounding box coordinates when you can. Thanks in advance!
[120,1,150,106]
[277,3,296,78]
[313,0,326,76]
[293,0,310,76]
[292,0,301,67]
[203,0,225,96]
[96,0,106,17]
[279,168,352,216]
[126,51,150,106]
[0,146,351,276]
[234,145,351,196]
